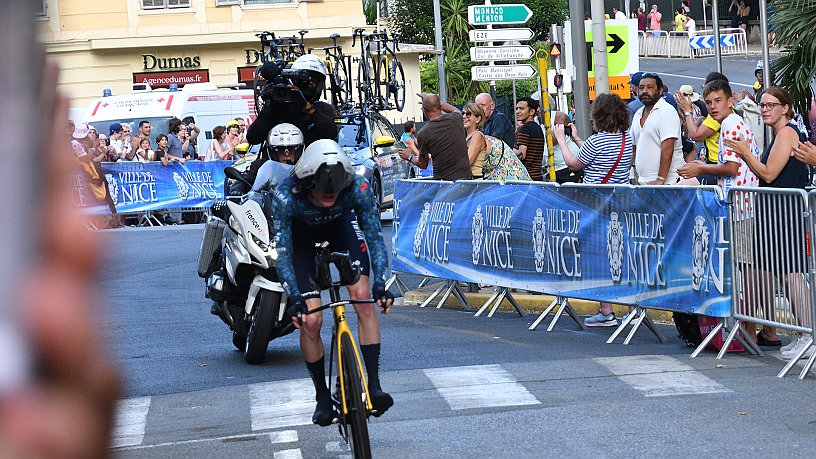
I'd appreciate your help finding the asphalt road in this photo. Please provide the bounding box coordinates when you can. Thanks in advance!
[102,223,816,458]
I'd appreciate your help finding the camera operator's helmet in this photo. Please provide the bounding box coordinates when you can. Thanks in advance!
[291,54,327,78]
[267,123,305,164]
[291,139,353,194]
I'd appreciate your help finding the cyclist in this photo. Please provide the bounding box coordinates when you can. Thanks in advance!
[271,139,394,427]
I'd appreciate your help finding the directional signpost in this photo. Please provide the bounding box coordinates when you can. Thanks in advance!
[471,64,537,81]
[468,3,537,86]
[470,45,534,61]
[467,4,532,25]
[689,34,736,50]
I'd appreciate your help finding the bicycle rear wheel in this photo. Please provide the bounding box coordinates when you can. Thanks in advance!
[356,60,373,108]
[389,58,406,111]
[329,54,351,110]
[341,334,371,459]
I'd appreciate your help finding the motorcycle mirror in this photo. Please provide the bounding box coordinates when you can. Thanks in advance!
[224,166,253,188]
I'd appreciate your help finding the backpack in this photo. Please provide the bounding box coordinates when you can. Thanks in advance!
[673,312,702,346]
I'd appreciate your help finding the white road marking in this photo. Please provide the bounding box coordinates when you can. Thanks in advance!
[274,448,303,459]
[594,355,732,397]
[423,364,540,410]
[250,378,315,431]
[269,430,298,444]
[110,396,151,448]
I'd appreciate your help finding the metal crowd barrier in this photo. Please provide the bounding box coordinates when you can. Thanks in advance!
[637,28,747,58]
[723,187,816,379]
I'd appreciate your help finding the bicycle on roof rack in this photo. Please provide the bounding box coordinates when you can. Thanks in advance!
[308,33,353,112]
[252,30,311,115]
[352,28,406,112]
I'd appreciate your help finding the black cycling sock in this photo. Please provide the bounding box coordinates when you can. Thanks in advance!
[360,343,381,390]
[305,357,330,398]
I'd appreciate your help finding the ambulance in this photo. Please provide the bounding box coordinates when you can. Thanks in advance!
[81,82,256,155]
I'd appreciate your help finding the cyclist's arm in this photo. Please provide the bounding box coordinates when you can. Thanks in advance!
[271,188,302,298]
[352,176,388,284]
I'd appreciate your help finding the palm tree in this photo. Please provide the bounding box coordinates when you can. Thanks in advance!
[769,0,816,116]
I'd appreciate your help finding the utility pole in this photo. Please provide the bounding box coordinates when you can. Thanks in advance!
[432,0,447,101]
[569,0,592,141]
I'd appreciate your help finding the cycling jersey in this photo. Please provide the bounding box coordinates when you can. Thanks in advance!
[272,174,387,298]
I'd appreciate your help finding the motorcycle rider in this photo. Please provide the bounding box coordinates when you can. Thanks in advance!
[271,139,394,426]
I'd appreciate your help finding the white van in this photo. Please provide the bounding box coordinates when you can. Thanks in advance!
[81,82,255,156]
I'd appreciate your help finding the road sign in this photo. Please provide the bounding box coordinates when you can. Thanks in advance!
[689,34,736,49]
[467,4,533,25]
[471,64,537,81]
[563,19,639,78]
[469,45,534,61]
[468,28,534,42]
[549,43,562,57]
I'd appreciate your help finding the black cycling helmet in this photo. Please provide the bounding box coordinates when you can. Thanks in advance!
[291,139,353,194]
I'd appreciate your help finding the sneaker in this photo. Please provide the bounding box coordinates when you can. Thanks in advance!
[781,334,802,352]
[312,392,335,426]
[584,310,617,327]
[621,311,637,325]
[780,336,815,360]
[368,387,394,417]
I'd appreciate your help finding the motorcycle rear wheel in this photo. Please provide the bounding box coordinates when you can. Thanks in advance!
[243,290,279,364]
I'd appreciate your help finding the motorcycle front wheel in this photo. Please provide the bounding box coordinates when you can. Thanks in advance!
[244,290,279,364]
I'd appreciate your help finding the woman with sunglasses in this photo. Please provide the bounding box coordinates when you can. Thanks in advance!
[724,86,811,359]
[463,102,488,179]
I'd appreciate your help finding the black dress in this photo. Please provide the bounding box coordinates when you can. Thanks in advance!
[753,123,809,272]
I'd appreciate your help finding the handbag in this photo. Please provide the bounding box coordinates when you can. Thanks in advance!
[482,135,531,181]
[600,132,626,184]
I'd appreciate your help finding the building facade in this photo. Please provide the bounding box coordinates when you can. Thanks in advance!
[38,0,427,122]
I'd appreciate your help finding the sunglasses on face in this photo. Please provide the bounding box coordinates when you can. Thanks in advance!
[463,111,473,117]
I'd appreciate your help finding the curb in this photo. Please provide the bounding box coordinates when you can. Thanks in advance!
[401,282,675,324]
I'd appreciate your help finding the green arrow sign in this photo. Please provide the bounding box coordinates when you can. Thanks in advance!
[585,25,630,77]
[468,4,533,25]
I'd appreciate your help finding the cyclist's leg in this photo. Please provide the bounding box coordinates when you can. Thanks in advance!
[331,213,393,414]
[291,220,334,426]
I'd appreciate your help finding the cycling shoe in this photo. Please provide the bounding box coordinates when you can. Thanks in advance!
[368,387,393,417]
[312,393,336,426]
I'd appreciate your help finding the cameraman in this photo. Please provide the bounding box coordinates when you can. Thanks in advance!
[247,54,336,148]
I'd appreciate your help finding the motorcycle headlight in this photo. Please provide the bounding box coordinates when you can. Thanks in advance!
[353,164,367,176]
[249,232,278,262]
[249,232,268,251]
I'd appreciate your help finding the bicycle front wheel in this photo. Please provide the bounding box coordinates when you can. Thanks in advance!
[389,58,406,111]
[341,334,371,459]
[329,54,351,109]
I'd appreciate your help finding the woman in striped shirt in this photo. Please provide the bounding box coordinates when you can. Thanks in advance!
[552,93,634,185]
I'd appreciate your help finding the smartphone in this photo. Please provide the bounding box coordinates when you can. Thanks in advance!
[563,125,572,138]
[0,1,50,391]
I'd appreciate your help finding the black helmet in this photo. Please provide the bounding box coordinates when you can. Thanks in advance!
[291,139,353,194]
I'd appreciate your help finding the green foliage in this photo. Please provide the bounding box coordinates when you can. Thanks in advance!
[363,0,378,25]
[769,0,816,116]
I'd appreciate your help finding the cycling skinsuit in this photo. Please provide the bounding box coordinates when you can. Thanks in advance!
[272,175,388,300]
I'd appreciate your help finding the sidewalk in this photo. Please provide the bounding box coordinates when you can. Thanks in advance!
[401,281,675,323]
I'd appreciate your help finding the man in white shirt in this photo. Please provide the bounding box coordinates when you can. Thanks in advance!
[613,6,627,19]
[630,73,684,184]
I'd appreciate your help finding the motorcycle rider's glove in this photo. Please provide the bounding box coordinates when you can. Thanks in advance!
[371,282,394,312]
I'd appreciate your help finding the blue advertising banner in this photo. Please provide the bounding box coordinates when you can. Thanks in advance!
[392,180,732,317]
[66,161,228,214]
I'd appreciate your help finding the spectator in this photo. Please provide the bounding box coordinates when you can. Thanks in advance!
[631,72,684,184]
[87,125,99,147]
[178,123,199,160]
[131,120,152,152]
[613,6,626,19]
[166,117,187,162]
[648,4,662,35]
[135,136,153,162]
[676,73,730,185]
[205,125,233,161]
[92,135,117,163]
[513,97,545,181]
[154,133,172,165]
[738,0,750,31]
[684,11,697,36]
[636,7,648,32]
[226,119,242,150]
[402,120,432,177]
[725,86,812,358]
[234,117,247,143]
[475,92,516,147]
[399,92,472,181]
[628,72,645,120]
[118,123,134,160]
[549,111,584,183]
[674,7,687,31]
[462,102,488,179]
[107,122,123,155]
[729,0,740,28]
[553,93,634,326]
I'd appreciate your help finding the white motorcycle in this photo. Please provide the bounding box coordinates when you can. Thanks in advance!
[198,165,294,364]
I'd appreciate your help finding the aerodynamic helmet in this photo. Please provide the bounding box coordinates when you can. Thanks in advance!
[291,139,354,194]
[267,123,305,164]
